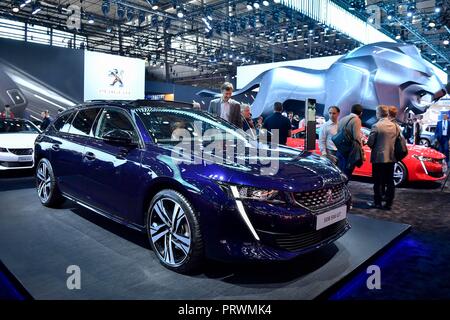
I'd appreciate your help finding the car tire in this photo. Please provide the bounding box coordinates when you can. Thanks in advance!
[146,189,204,274]
[393,162,408,187]
[36,158,65,207]
[419,138,430,147]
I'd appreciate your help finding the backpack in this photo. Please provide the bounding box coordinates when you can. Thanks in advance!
[332,116,354,155]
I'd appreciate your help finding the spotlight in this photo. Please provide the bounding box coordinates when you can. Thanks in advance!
[274,0,281,3]
[101,0,110,15]
[12,3,20,13]
[151,14,158,26]
[387,15,392,20]
[246,2,253,10]
[138,11,146,25]
[88,18,94,24]
[126,8,135,21]
[444,40,449,45]
[435,7,441,13]
[20,0,31,9]
[407,12,413,17]
[177,8,184,18]
[395,34,401,40]
[31,2,41,15]
[164,18,172,29]
[147,0,159,10]
[117,4,125,19]
[263,0,269,6]
[253,1,260,9]
[429,21,436,28]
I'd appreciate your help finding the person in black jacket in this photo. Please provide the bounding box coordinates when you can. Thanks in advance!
[262,102,292,145]
[40,110,52,131]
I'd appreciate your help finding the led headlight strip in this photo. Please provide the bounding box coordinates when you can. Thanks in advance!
[230,185,260,241]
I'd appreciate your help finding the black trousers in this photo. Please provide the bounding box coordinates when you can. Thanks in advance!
[372,162,395,206]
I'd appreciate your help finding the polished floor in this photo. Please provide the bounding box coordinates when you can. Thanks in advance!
[0,173,450,300]
[332,176,450,299]
[0,170,409,300]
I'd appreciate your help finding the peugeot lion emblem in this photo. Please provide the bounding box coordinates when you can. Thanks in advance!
[326,189,333,203]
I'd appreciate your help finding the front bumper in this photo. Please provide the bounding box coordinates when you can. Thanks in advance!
[409,158,447,181]
[198,183,352,262]
[0,152,34,170]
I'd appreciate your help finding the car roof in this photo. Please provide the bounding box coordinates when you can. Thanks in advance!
[77,99,194,110]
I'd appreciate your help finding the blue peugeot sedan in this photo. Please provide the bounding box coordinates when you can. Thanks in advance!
[34,100,351,273]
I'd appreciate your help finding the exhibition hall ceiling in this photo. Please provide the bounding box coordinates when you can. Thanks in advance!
[0,0,449,87]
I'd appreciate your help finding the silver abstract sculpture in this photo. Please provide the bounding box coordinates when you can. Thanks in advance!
[199,42,448,126]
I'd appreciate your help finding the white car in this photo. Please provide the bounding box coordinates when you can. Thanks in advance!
[0,118,41,170]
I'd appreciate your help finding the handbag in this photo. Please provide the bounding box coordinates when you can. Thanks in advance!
[394,125,408,161]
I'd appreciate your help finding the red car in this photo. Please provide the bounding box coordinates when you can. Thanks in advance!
[287,127,447,186]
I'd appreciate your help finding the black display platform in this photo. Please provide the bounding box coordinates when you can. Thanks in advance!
[0,182,410,300]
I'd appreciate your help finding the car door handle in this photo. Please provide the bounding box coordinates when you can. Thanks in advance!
[84,151,96,161]
[116,148,129,160]
[51,144,60,151]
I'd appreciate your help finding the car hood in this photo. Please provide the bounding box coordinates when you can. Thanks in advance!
[0,133,38,149]
[161,143,345,193]
[407,144,446,159]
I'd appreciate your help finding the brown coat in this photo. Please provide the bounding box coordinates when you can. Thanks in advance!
[367,118,398,163]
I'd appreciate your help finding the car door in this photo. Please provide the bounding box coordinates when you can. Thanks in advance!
[57,107,101,200]
[46,110,77,193]
[82,107,143,221]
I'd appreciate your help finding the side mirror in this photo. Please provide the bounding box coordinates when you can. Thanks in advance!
[102,129,136,146]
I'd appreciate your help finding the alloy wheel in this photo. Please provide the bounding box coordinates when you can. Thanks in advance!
[419,139,430,147]
[36,161,52,203]
[393,162,404,186]
[149,198,191,267]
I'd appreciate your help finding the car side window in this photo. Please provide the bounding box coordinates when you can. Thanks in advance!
[68,108,100,136]
[94,108,139,143]
[53,111,75,133]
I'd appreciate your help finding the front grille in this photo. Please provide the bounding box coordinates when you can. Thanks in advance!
[0,161,33,168]
[272,220,348,252]
[428,171,445,178]
[7,148,33,155]
[294,183,346,211]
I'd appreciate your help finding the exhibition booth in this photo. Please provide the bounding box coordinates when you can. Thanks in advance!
[0,0,449,302]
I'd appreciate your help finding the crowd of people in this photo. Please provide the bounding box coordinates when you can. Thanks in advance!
[2,80,448,210]
[207,82,441,211]
[0,104,52,131]
[208,82,294,146]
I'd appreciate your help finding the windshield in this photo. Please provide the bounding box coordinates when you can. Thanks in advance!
[0,119,40,134]
[133,107,253,145]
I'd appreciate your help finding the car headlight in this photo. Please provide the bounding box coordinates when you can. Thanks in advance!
[0,147,8,152]
[412,155,434,162]
[219,183,287,204]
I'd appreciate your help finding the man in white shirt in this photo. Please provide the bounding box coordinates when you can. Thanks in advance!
[435,113,449,164]
[319,106,340,163]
